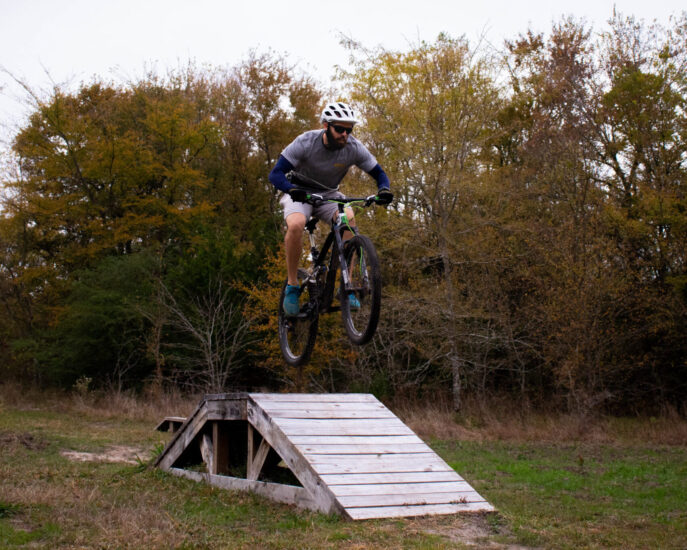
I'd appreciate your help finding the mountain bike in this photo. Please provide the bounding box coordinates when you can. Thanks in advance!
[278,175,384,366]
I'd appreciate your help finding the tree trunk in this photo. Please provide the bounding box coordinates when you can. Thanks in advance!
[439,234,462,412]
[451,354,462,411]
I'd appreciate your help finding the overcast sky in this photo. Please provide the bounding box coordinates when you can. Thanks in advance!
[1,0,685,146]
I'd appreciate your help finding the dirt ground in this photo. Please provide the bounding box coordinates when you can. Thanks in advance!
[60,445,145,465]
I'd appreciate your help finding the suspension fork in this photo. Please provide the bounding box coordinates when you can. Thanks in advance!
[332,204,358,289]
[304,220,335,289]
[306,229,319,265]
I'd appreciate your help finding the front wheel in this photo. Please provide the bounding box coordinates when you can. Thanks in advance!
[341,235,381,345]
[278,269,318,366]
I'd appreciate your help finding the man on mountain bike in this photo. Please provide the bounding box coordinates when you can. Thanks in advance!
[269,101,393,316]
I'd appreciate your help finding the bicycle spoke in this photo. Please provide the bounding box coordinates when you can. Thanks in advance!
[341,235,381,344]
[278,270,318,366]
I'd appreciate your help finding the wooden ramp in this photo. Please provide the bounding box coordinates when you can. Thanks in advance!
[155,393,493,520]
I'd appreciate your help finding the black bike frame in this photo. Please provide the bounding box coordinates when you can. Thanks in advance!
[302,200,360,311]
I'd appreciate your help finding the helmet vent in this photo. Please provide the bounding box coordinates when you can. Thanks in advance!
[320,101,358,124]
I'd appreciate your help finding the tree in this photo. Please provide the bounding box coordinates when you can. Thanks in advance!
[591,14,687,407]
[156,277,253,393]
[342,34,504,410]
[41,253,155,388]
[0,54,324,389]
[498,14,687,410]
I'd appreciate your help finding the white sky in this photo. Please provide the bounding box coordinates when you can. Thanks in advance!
[1,0,685,147]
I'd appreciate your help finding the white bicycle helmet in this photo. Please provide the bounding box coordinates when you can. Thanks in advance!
[320,102,359,125]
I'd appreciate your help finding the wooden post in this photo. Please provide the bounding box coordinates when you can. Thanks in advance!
[212,421,230,475]
[200,433,214,473]
[247,424,271,481]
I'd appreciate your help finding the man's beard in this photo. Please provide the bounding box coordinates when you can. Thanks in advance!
[325,126,346,150]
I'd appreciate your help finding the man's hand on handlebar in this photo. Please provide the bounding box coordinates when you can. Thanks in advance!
[289,188,309,203]
[375,189,393,206]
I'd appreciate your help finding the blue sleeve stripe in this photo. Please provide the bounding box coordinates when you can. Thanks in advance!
[367,164,390,190]
[269,155,296,192]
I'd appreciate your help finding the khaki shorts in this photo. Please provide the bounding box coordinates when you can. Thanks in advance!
[280,190,345,222]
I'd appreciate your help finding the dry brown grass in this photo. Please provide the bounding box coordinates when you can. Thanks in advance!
[3,381,686,447]
[0,456,189,549]
[69,386,200,423]
[393,396,687,446]
[0,380,199,423]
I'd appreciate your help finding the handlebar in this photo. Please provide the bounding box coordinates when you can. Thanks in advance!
[302,191,379,207]
[286,170,387,207]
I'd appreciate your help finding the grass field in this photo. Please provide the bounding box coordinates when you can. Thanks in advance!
[1,387,686,549]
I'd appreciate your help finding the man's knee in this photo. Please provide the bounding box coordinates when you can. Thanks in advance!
[285,213,306,234]
[346,206,356,224]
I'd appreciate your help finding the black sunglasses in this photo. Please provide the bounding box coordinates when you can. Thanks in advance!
[330,124,353,135]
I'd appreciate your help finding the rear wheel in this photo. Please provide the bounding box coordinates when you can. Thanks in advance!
[278,269,319,366]
[341,235,381,345]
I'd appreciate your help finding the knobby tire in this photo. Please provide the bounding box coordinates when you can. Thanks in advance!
[278,269,318,366]
[341,235,381,345]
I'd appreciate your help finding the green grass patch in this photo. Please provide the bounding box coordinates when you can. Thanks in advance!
[434,440,687,549]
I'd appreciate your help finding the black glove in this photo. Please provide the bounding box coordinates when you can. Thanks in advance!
[289,187,309,203]
[375,189,393,205]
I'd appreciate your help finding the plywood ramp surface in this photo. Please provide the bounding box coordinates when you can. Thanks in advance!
[249,393,493,520]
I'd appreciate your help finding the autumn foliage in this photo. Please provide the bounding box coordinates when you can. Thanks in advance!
[1,15,686,414]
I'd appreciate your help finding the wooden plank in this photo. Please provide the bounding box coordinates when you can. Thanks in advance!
[273,417,406,427]
[167,468,321,513]
[309,458,451,474]
[250,393,379,403]
[272,418,413,436]
[267,409,396,419]
[206,398,247,421]
[255,402,388,412]
[296,443,431,454]
[306,452,444,464]
[289,435,424,445]
[274,425,414,437]
[247,423,255,470]
[247,437,271,481]
[154,397,206,469]
[157,409,208,470]
[346,501,495,520]
[246,400,347,517]
[204,392,249,400]
[329,481,474,496]
[338,491,487,508]
[311,460,453,475]
[321,471,464,485]
[154,416,187,432]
